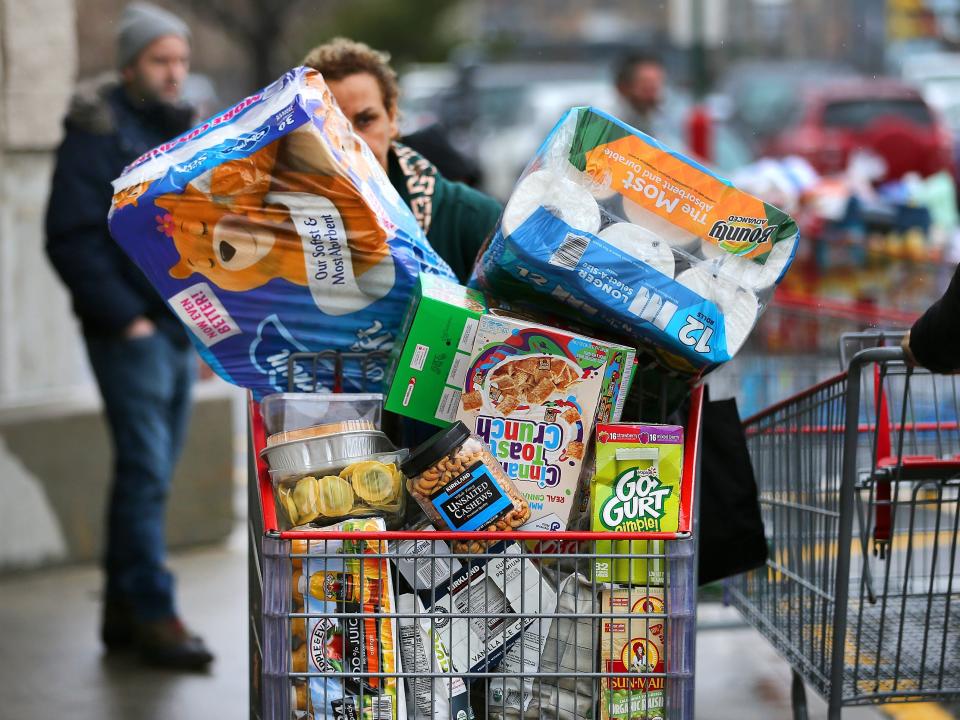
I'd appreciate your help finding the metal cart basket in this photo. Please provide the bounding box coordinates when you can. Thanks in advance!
[248,351,705,719]
[726,331,960,719]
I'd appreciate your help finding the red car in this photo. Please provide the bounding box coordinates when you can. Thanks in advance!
[763,80,955,182]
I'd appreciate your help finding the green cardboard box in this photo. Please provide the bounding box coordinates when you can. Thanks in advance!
[385,274,488,426]
[592,423,684,585]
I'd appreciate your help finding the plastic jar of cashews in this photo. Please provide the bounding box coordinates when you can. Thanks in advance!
[400,421,531,552]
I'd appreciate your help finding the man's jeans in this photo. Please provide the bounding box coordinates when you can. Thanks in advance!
[86,331,194,621]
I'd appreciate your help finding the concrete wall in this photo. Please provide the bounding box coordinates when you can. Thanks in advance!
[0,0,239,572]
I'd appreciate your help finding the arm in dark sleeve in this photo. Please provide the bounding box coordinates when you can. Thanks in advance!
[45,129,148,334]
[909,263,960,372]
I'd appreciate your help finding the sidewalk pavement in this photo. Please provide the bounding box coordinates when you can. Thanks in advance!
[0,536,951,719]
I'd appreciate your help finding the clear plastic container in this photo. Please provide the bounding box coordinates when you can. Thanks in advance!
[262,430,395,479]
[400,421,530,552]
[272,450,408,530]
[259,392,383,436]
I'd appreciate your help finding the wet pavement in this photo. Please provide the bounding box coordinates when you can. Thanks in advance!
[0,536,952,719]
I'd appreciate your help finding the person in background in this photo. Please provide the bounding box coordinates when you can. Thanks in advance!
[302,38,502,283]
[613,50,684,149]
[902,266,960,372]
[45,1,213,671]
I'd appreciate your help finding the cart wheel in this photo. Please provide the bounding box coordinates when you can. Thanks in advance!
[791,669,809,720]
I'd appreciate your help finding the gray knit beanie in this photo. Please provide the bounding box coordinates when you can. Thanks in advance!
[117,2,190,69]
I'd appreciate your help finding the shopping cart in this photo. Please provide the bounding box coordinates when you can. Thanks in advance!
[248,351,705,720]
[726,331,960,719]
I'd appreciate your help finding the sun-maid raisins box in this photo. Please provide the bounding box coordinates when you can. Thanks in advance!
[455,314,636,533]
[600,588,667,720]
[592,423,685,585]
[385,274,488,426]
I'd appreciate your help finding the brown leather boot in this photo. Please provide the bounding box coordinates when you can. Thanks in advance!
[135,617,214,671]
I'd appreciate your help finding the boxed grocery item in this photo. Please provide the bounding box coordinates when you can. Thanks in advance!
[600,588,667,720]
[385,274,488,426]
[592,424,684,585]
[109,67,455,399]
[295,517,406,720]
[471,106,800,376]
[402,539,557,674]
[393,521,466,592]
[401,422,531,552]
[456,314,636,532]
[396,593,474,720]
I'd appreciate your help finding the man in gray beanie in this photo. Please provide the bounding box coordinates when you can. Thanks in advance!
[45,2,213,671]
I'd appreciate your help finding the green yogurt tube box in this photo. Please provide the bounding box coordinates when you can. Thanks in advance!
[385,274,488,427]
[592,423,684,585]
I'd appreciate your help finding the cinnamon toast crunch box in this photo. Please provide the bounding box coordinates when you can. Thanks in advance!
[109,67,455,398]
[455,314,635,532]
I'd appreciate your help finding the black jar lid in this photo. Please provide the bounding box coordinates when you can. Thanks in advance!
[400,421,473,478]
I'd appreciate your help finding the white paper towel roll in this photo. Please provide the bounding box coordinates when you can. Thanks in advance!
[559,162,619,201]
[502,169,601,237]
[621,197,701,254]
[676,264,759,356]
[698,239,727,261]
[716,234,798,292]
[598,223,675,278]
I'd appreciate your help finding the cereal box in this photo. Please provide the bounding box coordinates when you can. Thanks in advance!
[455,314,635,532]
[592,424,684,585]
[385,275,488,426]
[600,588,666,720]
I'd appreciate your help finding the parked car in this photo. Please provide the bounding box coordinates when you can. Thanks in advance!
[763,79,955,182]
[713,60,862,148]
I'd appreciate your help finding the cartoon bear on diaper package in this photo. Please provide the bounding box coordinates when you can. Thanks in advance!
[108,67,454,397]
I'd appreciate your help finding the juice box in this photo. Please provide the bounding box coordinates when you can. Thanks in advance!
[455,314,635,533]
[385,274,487,426]
[600,588,667,720]
[592,424,684,585]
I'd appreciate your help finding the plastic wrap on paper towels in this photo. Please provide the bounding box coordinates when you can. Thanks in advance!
[108,67,455,398]
[470,106,800,373]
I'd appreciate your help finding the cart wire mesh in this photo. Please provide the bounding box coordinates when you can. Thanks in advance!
[249,355,705,720]
[726,331,960,718]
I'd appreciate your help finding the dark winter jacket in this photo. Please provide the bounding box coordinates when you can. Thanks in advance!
[45,75,194,344]
[388,142,501,284]
[909,264,960,373]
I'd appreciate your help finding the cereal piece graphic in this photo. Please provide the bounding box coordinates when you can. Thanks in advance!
[461,389,482,412]
[497,393,520,416]
[567,440,585,459]
[562,406,581,424]
[526,376,556,405]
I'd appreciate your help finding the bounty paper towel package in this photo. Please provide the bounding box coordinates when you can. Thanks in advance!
[109,67,455,398]
[472,106,800,376]
[456,314,636,532]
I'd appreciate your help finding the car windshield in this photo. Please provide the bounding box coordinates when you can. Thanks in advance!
[822,99,933,129]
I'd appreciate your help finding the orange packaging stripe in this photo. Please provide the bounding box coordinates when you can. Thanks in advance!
[585,135,778,260]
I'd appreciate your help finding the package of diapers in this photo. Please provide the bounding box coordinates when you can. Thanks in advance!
[109,67,455,398]
[471,107,800,376]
